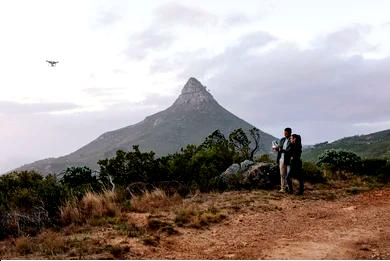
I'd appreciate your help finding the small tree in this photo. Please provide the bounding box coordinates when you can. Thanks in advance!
[199,129,228,150]
[61,166,101,196]
[98,145,159,187]
[229,128,250,161]
[249,127,261,160]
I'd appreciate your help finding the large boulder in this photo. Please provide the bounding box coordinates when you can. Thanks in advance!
[217,162,279,189]
[241,162,279,188]
[219,163,241,182]
[240,160,255,172]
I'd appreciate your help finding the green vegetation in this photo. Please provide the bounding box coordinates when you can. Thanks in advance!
[98,128,261,193]
[0,128,388,242]
[315,149,389,181]
[317,149,362,172]
[0,128,259,239]
[302,129,390,161]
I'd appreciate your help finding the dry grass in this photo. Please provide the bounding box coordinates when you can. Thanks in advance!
[174,206,227,228]
[60,199,82,225]
[60,190,120,225]
[36,230,67,256]
[15,236,33,255]
[81,191,119,218]
[130,188,182,212]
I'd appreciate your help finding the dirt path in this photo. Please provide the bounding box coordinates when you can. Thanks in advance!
[142,189,390,259]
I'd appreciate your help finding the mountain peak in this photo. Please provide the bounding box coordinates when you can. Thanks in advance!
[181,77,206,94]
[171,77,215,110]
[15,76,276,175]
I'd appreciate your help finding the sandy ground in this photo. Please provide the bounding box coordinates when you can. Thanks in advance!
[140,189,390,259]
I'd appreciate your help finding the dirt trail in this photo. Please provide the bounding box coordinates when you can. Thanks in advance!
[143,189,390,259]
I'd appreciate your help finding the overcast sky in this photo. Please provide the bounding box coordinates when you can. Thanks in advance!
[1,0,390,173]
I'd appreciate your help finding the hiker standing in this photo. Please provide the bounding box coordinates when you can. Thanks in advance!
[289,134,304,195]
[275,127,292,193]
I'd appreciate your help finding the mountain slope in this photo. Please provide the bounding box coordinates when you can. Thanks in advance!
[17,78,276,175]
[302,129,390,161]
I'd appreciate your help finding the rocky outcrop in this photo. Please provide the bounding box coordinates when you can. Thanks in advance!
[217,161,279,189]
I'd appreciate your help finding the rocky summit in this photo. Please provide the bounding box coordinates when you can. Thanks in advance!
[16,77,276,175]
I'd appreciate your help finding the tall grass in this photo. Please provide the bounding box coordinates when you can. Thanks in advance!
[130,188,182,212]
[60,190,120,225]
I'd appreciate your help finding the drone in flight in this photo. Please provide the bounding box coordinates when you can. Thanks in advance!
[46,60,59,67]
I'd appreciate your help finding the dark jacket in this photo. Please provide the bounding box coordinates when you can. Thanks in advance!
[276,137,292,165]
[290,142,302,169]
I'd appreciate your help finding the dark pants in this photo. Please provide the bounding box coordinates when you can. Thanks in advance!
[287,160,304,194]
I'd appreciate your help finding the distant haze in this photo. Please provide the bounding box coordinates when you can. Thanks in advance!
[1,0,390,173]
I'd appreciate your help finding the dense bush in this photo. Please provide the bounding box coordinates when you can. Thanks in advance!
[361,159,387,176]
[61,166,102,198]
[301,161,325,183]
[317,149,362,172]
[97,130,236,192]
[98,145,162,187]
[0,171,65,239]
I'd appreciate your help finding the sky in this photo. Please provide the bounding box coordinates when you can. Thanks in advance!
[1,0,390,173]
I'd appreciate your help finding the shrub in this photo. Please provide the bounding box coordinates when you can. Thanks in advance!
[256,154,274,163]
[37,230,67,255]
[174,208,196,226]
[147,218,171,231]
[317,149,362,172]
[105,244,130,259]
[61,166,102,198]
[98,145,160,187]
[361,159,388,176]
[302,161,325,183]
[142,235,160,247]
[0,171,64,239]
[115,222,145,237]
[174,207,226,228]
[15,236,34,255]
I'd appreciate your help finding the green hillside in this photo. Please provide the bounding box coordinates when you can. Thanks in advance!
[302,129,390,162]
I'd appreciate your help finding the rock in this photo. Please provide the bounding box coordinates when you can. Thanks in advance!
[342,206,357,211]
[217,162,279,189]
[240,160,255,172]
[241,162,279,188]
[219,163,241,182]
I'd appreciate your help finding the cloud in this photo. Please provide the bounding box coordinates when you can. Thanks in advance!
[154,2,218,28]
[150,26,390,143]
[124,2,259,60]
[223,13,252,26]
[315,24,376,55]
[96,10,122,26]
[90,3,124,28]
[0,93,176,173]
[150,31,277,75]
[124,2,217,60]
[125,27,174,60]
[0,101,80,115]
[82,87,125,98]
